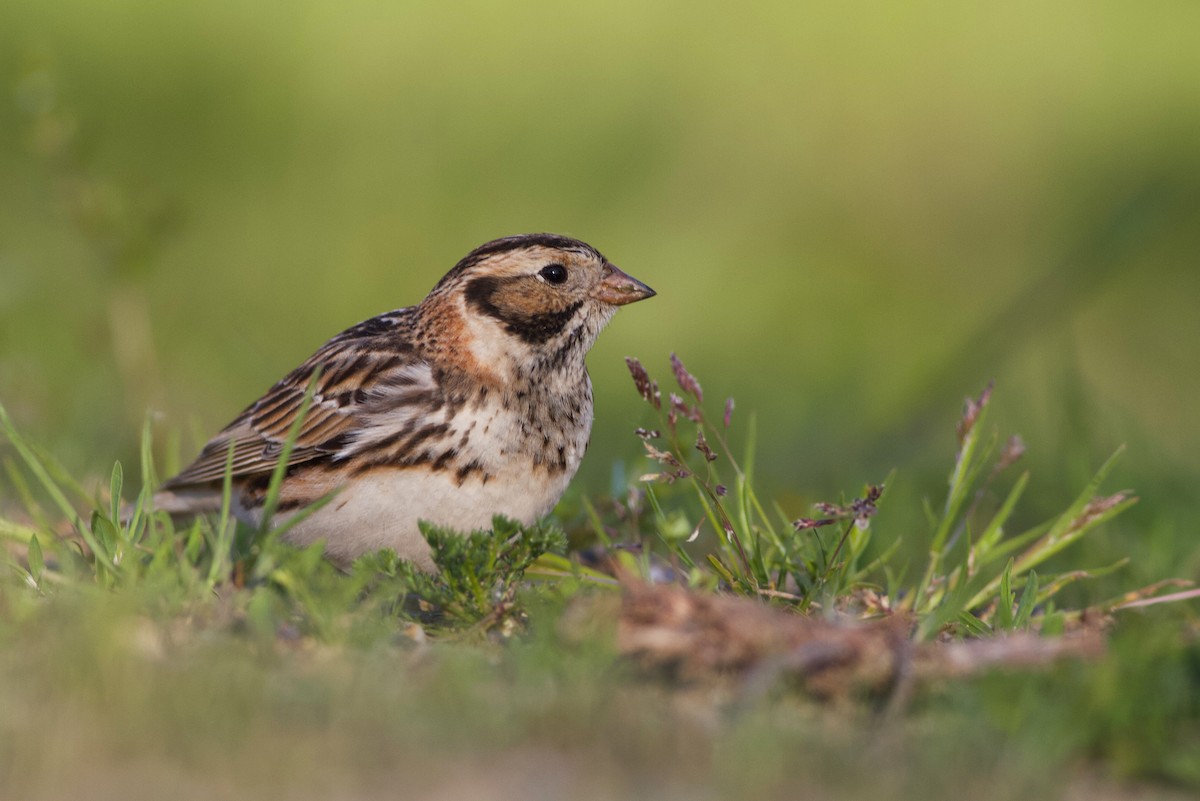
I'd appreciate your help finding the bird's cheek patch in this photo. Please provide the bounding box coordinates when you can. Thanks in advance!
[492,279,565,318]
[464,275,582,345]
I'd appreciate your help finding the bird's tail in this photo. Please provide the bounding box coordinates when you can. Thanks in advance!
[151,487,224,517]
[119,487,224,526]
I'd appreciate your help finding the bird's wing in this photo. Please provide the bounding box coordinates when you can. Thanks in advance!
[162,309,435,489]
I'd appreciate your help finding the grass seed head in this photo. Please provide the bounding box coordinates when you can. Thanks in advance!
[669,352,704,403]
[956,380,995,443]
[625,357,661,409]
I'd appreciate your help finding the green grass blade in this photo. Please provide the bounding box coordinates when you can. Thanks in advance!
[977,517,1055,569]
[109,461,124,528]
[957,610,991,637]
[1013,569,1038,628]
[127,416,156,540]
[995,558,1015,630]
[972,470,1029,562]
[258,369,321,536]
[1035,560,1130,605]
[1023,446,1125,554]
[0,517,39,545]
[910,400,991,612]
[3,457,51,530]
[967,449,1132,609]
[580,496,614,548]
[0,402,84,530]
[205,438,239,587]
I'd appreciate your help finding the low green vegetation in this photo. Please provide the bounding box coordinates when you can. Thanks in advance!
[2,359,1196,801]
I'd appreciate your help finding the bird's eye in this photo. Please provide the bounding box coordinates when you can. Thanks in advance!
[539,264,568,285]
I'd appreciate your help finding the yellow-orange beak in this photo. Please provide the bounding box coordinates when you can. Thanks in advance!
[591,262,656,306]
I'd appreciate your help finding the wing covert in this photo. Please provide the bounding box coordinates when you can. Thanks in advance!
[162,308,427,488]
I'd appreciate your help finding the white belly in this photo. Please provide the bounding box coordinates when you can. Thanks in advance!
[251,462,574,571]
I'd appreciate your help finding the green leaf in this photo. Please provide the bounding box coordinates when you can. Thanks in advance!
[91,512,118,561]
[27,533,44,584]
[78,512,118,575]
[185,523,204,563]
[109,461,124,527]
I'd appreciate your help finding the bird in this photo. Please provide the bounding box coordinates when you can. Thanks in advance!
[154,233,655,571]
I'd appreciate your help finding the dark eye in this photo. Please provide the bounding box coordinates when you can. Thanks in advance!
[539,263,568,285]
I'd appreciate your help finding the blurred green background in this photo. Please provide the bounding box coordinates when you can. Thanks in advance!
[2,1,1198,586]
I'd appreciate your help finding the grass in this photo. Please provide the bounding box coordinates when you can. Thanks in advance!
[2,359,1198,801]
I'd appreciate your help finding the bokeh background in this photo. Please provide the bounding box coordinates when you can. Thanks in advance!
[2,1,1198,589]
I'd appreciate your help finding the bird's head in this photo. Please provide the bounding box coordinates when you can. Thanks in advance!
[422,234,655,379]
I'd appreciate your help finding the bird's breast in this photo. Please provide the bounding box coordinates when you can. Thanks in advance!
[451,379,594,483]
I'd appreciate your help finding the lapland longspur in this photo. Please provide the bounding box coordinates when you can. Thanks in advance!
[156,234,655,570]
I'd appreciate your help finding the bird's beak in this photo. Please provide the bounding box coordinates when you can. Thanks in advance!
[592,262,656,306]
